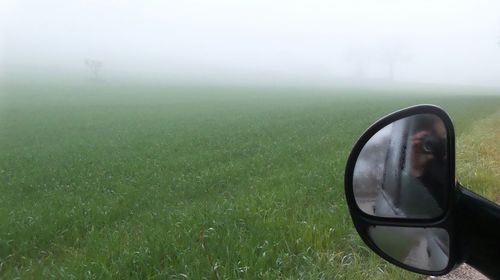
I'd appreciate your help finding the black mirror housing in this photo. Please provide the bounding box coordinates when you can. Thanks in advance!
[344,104,457,276]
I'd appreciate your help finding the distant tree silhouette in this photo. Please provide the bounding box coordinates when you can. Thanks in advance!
[378,40,410,81]
[345,47,371,79]
[85,59,103,82]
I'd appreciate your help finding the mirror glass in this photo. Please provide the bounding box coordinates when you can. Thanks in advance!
[353,114,448,219]
[369,226,449,271]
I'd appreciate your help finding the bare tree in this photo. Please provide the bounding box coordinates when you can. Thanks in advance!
[85,59,103,82]
[345,46,371,79]
[378,40,410,81]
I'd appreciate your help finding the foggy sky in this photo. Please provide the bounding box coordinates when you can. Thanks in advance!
[2,0,500,87]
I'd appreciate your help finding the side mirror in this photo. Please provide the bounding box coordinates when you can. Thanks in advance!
[344,105,457,275]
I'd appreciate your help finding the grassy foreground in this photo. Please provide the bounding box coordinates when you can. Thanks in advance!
[456,110,500,203]
[1,83,499,279]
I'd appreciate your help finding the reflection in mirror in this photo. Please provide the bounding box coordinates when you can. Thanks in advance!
[353,114,448,219]
[369,226,449,272]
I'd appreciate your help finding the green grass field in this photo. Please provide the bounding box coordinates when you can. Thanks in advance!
[1,83,499,279]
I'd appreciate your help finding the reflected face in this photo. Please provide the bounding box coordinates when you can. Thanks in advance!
[369,226,450,271]
[353,114,448,219]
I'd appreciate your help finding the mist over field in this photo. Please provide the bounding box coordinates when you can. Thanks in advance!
[2,0,500,88]
[1,1,500,279]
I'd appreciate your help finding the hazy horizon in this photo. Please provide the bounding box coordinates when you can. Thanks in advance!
[2,0,500,88]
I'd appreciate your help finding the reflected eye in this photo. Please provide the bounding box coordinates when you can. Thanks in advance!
[422,136,446,159]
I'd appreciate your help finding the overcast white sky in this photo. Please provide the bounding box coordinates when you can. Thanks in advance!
[2,0,500,86]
